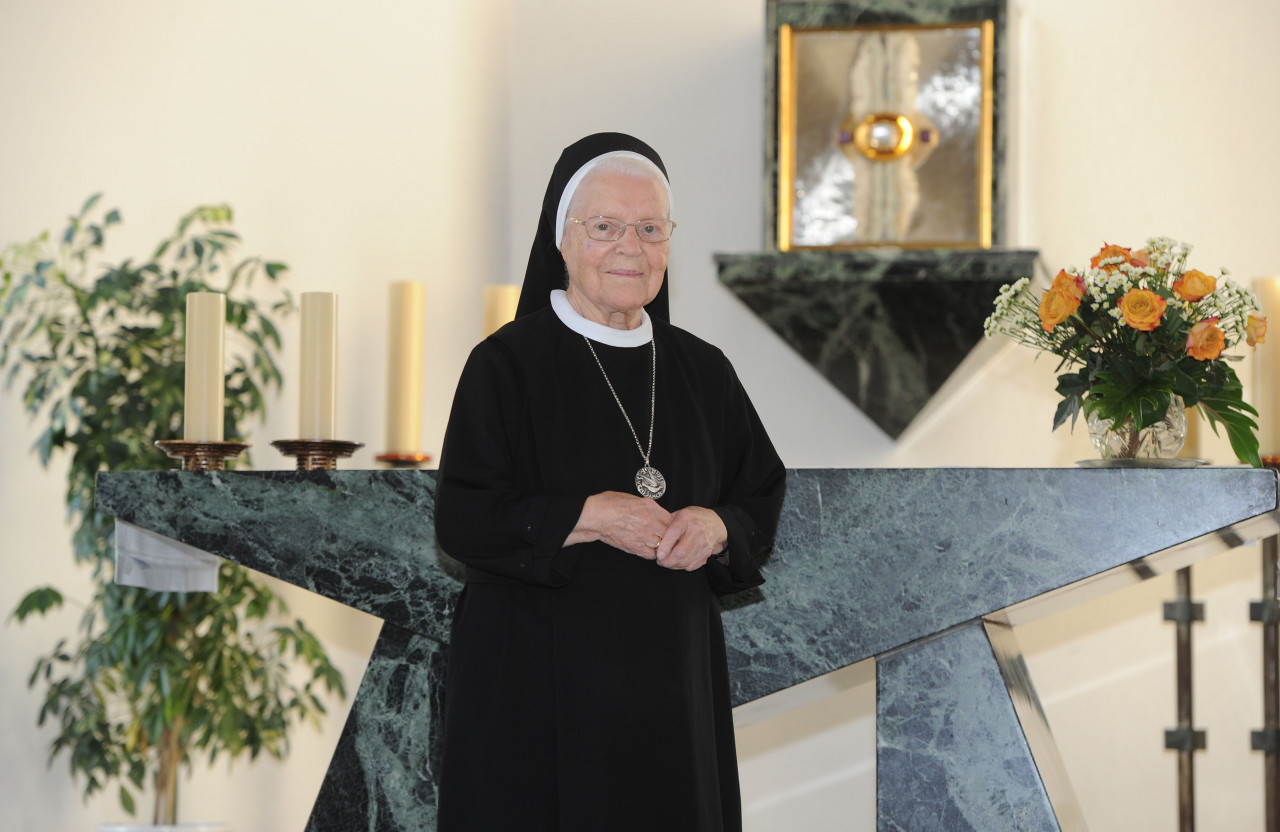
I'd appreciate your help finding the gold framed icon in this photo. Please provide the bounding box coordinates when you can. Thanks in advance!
[777,22,994,250]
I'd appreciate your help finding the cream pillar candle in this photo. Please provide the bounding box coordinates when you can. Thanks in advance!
[483,284,521,337]
[183,292,226,441]
[1180,407,1202,461]
[385,281,425,453]
[299,292,338,440]
[1253,277,1280,456]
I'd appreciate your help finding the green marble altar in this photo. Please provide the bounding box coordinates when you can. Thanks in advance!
[96,467,1279,831]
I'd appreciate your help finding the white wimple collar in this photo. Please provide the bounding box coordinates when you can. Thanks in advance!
[549,290,653,347]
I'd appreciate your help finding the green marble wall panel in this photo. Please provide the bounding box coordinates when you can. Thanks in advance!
[716,249,1037,437]
[95,467,1279,831]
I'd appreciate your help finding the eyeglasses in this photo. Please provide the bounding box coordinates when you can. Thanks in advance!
[568,216,677,243]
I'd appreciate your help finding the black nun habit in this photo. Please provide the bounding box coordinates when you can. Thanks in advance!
[434,132,786,831]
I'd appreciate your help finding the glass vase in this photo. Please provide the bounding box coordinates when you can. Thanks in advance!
[1086,396,1187,460]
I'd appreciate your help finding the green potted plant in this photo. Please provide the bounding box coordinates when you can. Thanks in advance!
[1,196,346,826]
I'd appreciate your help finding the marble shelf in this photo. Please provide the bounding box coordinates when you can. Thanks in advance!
[97,467,1279,831]
[716,248,1039,437]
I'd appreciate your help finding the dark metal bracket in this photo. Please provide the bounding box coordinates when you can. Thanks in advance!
[1252,728,1280,754]
[1165,728,1208,752]
[1250,600,1280,624]
[1164,600,1205,623]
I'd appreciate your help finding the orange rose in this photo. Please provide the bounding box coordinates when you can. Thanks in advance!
[1130,249,1151,267]
[1247,314,1268,347]
[1091,243,1136,273]
[1038,286,1079,332]
[1117,288,1167,331]
[1186,317,1226,360]
[1172,269,1216,302]
[1050,269,1085,301]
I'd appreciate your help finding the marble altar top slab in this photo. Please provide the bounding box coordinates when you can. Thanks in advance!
[722,467,1277,704]
[96,467,1278,708]
[98,469,453,642]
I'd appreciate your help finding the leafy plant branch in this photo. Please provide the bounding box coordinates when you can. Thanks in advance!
[2,195,345,824]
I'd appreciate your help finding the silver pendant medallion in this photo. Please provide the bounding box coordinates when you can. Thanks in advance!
[636,465,666,499]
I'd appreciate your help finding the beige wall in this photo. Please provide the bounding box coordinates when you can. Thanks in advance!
[1,0,1276,829]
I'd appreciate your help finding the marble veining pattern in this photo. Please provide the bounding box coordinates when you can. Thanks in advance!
[97,469,456,642]
[308,623,446,832]
[716,249,1037,437]
[877,622,1058,832]
[721,467,1277,705]
[94,466,1278,831]
[715,249,1037,283]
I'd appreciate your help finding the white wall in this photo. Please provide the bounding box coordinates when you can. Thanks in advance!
[1,0,1277,830]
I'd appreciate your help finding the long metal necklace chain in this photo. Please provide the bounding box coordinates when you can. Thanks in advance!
[583,336,666,499]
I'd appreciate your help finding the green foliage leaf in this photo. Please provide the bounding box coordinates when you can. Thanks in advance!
[0,196,336,821]
[1198,385,1261,468]
[1051,370,1090,431]
[12,586,65,621]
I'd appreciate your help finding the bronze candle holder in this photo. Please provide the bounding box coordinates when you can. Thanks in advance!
[272,439,364,471]
[375,451,433,469]
[155,439,251,471]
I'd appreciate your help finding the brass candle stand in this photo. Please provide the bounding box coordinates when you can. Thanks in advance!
[375,451,433,469]
[156,439,251,471]
[272,439,364,471]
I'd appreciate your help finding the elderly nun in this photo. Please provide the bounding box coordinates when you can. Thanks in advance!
[434,132,785,831]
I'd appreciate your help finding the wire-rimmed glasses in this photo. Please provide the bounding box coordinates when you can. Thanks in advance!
[568,216,677,243]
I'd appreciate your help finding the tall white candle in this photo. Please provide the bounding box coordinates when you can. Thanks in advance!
[1253,277,1280,456]
[300,292,338,440]
[483,284,520,337]
[183,292,225,441]
[385,282,425,453]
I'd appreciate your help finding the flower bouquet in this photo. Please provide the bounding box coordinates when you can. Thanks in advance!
[984,237,1267,466]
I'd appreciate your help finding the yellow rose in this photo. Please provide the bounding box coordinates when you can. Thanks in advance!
[1117,288,1167,331]
[1038,286,1079,332]
[1172,269,1216,302]
[1186,317,1226,361]
[1247,314,1268,347]
[1050,269,1085,301]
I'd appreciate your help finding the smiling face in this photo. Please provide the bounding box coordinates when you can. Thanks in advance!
[560,168,670,330]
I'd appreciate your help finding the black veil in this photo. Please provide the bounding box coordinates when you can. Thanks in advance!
[514,132,671,322]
